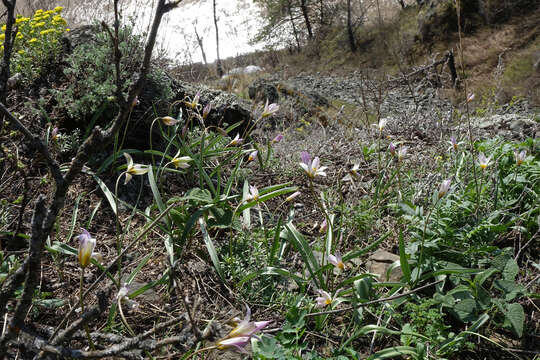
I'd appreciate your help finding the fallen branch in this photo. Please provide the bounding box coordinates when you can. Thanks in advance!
[305,279,443,318]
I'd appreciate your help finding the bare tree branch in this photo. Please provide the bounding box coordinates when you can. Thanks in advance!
[0,0,16,130]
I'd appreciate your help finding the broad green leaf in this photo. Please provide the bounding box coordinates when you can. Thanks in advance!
[367,346,418,360]
[503,258,519,281]
[283,222,324,288]
[398,230,411,283]
[505,303,524,338]
[452,298,477,323]
[92,174,117,215]
[147,167,169,227]
[237,186,298,213]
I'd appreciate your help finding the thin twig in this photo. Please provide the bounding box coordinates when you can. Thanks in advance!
[304,280,443,318]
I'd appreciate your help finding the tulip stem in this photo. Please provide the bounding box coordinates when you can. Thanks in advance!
[308,178,331,275]
[114,173,124,282]
[79,268,95,350]
[417,197,441,284]
[117,297,136,337]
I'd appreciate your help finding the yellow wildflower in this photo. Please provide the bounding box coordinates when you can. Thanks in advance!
[33,22,46,28]
[54,6,63,12]
[40,29,54,36]
[1,25,6,31]
[0,34,4,40]
[18,49,24,55]
[35,9,44,15]
[28,38,38,44]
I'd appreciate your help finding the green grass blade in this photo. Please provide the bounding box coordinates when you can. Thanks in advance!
[67,192,85,241]
[126,251,154,285]
[86,199,102,229]
[199,217,224,283]
[343,231,390,261]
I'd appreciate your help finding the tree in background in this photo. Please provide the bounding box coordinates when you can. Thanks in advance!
[254,0,373,53]
[193,21,208,66]
[299,0,313,39]
[213,0,224,77]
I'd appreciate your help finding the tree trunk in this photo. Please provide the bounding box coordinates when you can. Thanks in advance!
[213,0,224,77]
[346,0,357,52]
[300,0,313,39]
[193,25,208,66]
[0,0,16,130]
[287,0,301,52]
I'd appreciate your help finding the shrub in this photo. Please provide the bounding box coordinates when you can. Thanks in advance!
[50,25,143,125]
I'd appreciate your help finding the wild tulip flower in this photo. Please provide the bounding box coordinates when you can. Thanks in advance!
[247,185,259,201]
[478,152,491,170]
[216,336,251,352]
[77,228,96,268]
[226,305,270,339]
[438,179,451,199]
[448,136,460,152]
[229,134,243,146]
[315,289,333,308]
[373,118,387,132]
[248,150,258,162]
[261,99,279,118]
[131,96,139,109]
[388,142,396,156]
[161,116,180,126]
[285,191,301,202]
[171,151,192,169]
[299,151,327,178]
[515,150,526,166]
[319,219,328,233]
[202,102,212,119]
[397,146,408,161]
[328,253,345,271]
[272,134,284,143]
[185,91,200,109]
[51,127,59,142]
[342,163,360,182]
[123,153,149,184]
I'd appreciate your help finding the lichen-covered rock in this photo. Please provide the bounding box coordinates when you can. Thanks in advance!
[248,79,279,104]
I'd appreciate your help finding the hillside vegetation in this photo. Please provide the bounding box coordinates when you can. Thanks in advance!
[0,1,538,359]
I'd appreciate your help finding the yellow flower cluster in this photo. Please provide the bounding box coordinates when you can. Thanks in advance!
[1,6,69,80]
